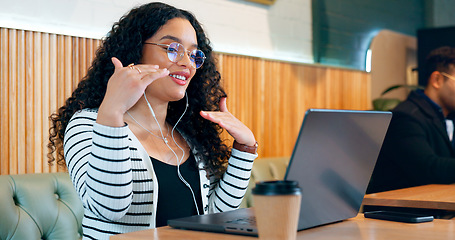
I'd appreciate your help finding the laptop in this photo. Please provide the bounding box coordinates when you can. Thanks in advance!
[168,109,392,236]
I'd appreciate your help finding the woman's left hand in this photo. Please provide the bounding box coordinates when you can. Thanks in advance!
[200,97,256,146]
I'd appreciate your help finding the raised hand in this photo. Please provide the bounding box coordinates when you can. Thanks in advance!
[97,57,169,127]
[200,97,256,146]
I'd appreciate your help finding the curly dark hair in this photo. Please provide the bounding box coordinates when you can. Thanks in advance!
[48,2,230,177]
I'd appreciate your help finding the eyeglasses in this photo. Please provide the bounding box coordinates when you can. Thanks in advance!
[441,72,455,81]
[144,42,206,69]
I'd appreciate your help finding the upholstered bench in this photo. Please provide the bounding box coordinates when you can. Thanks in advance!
[0,172,83,240]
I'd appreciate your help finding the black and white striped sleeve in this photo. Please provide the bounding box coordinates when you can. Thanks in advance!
[64,110,133,221]
[208,148,257,213]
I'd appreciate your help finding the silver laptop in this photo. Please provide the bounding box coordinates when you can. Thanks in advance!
[168,109,392,236]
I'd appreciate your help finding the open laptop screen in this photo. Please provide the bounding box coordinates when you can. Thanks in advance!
[286,109,391,230]
[168,109,392,235]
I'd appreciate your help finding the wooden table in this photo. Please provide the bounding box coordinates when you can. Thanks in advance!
[363,184,455,211]
[111,214,455,240]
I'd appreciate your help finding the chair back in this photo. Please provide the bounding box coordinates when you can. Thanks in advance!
[0,173,83,240]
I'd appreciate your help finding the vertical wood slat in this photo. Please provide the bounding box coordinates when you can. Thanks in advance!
[18,30,26,174]
[9,29,18,174]
[25,31,34,174]
[42,33,51,173]
[49,33,58,173]
[34,32,43,173]
[64,35,73,105]
[73,37,80,93]
[0,27,370,175]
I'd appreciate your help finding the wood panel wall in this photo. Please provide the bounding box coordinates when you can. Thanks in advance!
[216,54,371,158]
[0,28,100,175]
[0,28,371,175]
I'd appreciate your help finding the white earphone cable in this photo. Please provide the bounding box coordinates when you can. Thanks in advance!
[143,92,200,215]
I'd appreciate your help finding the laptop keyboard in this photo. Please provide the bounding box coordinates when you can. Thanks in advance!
[226,216,256,225]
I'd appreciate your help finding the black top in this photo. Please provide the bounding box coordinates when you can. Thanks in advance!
[151,153,204,227]
[367,90,455,193]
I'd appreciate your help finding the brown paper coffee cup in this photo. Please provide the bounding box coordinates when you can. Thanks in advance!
[252,181,301,240]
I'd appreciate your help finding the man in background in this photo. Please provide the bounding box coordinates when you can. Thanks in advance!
[367,46,455,193]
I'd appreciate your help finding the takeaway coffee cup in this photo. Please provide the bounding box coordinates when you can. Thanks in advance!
[252,180,301,240]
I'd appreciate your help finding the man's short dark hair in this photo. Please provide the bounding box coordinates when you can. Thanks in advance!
[422,46,455,86]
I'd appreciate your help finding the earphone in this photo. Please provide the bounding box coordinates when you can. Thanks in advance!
[143,92,201,215]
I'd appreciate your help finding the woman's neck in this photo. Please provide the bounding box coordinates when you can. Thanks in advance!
[127,96,168,130]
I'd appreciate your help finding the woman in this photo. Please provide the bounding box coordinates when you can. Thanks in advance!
[48,2,257,239]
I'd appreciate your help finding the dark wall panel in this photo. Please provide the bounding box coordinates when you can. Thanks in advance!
[417,26,455,85]
[313,0,425,70]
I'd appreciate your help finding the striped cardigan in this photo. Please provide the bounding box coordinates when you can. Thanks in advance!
[63,109,257,240]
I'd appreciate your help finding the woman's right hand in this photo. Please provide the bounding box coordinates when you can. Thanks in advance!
[97,57,169,127]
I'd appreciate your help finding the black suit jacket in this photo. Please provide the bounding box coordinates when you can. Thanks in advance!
[367,90,455,193]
